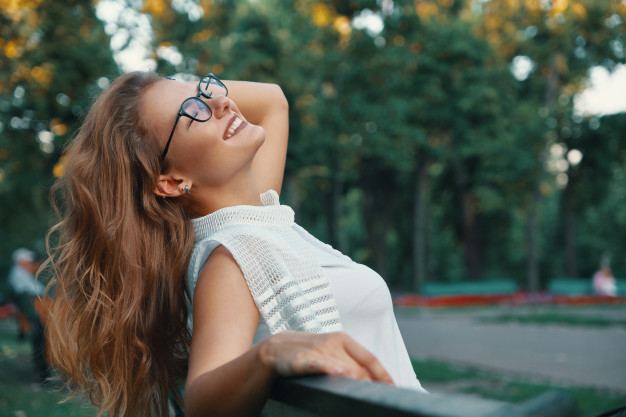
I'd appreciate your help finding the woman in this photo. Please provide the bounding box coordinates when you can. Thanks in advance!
[45,72,424,417]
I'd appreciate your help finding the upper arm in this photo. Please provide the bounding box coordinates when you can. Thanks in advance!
[223,80,289,194]
[186,245,261,387]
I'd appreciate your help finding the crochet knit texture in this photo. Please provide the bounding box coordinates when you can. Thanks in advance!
[188,190,343,334]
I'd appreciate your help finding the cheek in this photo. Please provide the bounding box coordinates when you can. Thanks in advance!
[229,101,245,121]
[179,130,222,166]
[173,123,265,186]
[173,127,232,179]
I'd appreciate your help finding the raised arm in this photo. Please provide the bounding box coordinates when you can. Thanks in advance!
[184,246,393,417]
[223,80,289,195]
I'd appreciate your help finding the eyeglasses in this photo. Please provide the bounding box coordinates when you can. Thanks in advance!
[160,73,228,161]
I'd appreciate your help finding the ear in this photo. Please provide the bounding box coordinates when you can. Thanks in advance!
[154,174,188,198]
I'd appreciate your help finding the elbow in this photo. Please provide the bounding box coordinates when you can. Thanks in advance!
[184,378,216,417]
[269,83,289,112]
[183,380,200,417]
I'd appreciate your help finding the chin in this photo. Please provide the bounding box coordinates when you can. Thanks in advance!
[252,125,266,148]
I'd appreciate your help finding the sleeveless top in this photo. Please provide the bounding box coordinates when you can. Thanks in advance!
[188,190,343,334]
[187,190,425,391]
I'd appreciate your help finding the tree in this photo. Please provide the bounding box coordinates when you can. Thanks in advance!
[0,0,117,277]
[473,0,626,288]
[99,0,626,290]
[566,113,626,276]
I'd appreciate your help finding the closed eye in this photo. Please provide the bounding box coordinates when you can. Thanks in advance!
[188,112,199,127]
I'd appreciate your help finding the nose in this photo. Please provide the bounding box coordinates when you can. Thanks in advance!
[211,95,231,119]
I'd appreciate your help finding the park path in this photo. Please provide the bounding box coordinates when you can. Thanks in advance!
[396,305,626,393]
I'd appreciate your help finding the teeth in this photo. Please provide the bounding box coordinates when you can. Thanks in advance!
[226,116,242,139]
[230,118,242,133]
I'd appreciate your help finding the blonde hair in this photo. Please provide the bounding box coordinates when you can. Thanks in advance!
[44,72,195,417]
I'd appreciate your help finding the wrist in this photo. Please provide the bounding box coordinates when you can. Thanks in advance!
[256,337,279,377]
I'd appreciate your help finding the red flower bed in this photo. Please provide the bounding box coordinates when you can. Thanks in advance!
[393,292,626,308]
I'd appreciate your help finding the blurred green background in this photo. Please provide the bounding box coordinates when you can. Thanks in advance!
[1,0,625,292]
[1,2,626,416]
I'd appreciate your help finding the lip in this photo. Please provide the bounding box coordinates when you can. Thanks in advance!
[223,114,248,140]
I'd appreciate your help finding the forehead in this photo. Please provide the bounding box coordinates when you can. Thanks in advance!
[142,79,196,121]
[140,79,197,141]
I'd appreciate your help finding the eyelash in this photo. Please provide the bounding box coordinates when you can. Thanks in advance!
[188,112,200,127]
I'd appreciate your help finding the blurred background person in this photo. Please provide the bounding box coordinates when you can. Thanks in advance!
[6,248,49,382]
[592,255,617,297]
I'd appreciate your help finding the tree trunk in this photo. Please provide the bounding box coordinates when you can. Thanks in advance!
[563,174,577,277]
[325,151,342,249]
[450,142,484,280]
[413,162,428,293]
[526,185,541,292]
[462,192,484,280]
[524,49,560,290]
[360,160,393,280]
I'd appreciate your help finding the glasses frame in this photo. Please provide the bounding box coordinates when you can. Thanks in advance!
[160,73,228,161]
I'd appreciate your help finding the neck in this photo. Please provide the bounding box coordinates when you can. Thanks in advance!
[187,168,263,216]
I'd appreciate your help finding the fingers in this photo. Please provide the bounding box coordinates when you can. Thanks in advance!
[262,332,394,385]
[289,355,369,382]
[341,336,394,384]
[290,358,343,377]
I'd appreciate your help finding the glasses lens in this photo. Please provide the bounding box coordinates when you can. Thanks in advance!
[199,74,228,97]
[182,97,211,121]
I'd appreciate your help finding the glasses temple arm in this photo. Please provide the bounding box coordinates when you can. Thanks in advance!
[161,114,181,161]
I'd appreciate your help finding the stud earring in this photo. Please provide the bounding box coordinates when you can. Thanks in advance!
[182,185,191,195]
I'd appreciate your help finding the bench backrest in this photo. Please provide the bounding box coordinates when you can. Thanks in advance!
[421,280,518,296]
[261,376,577,417]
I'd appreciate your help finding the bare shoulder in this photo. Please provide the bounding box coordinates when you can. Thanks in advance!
[194,245,251,306]
[204,244,240,272]
[187,244,261,382]
[192,245,243,298]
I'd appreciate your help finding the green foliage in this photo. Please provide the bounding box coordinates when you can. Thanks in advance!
[0,0,118,279]
[412,357,626,417]
[567,114,626,275]
[1,0,625,290]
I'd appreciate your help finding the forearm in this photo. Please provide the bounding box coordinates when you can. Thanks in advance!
[184,330,395,417]
[224,80,288,126]
[184,343,276,417]
[224,80,289,194]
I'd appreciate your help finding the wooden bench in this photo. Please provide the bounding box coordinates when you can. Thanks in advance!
[548,278,592,296]
[548,277,626,296]
[259,375,578,417]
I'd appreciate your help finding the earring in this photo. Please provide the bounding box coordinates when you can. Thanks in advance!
[182,185,191,195]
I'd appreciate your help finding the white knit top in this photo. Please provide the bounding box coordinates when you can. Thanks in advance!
[188,190,343,334]
[187,190,425,391]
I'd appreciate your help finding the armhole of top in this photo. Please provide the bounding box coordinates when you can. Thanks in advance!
[191,241,249,301]
[189,239,222,302]
[195,242,263,325]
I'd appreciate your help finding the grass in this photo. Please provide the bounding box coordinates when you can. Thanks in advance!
[412,358,626,417]
[0,319,96,417]
[2,307,625,417]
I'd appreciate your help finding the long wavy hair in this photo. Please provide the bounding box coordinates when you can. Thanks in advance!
[44,72,195,417]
